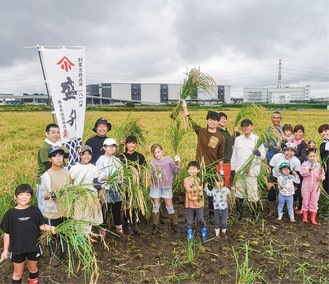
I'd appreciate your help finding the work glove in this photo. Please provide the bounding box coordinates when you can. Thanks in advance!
[253,150,261,157]
[174,155,180,162]
[181,99,187,107]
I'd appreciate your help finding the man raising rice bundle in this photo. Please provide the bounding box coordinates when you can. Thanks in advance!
[182,100,225,229]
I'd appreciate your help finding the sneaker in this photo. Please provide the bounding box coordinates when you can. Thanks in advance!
[100,228,107,238]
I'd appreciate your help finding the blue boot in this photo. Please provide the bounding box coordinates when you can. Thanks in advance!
[187,228,194,240]
[200,227,208,241]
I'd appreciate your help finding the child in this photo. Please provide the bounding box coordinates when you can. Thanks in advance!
[277,162,300,222]
[300,148,325,225]
[40,146,69,266]
[150,143,180,234]
[69,145,103,235]
[96,138,124,237]
[184,161,206,241]
[0,184,56,284]
[318,124,329,195]
[204,179,230,238]
[307,140,316,149]
[281,124,294,150]
[119,135,146,234]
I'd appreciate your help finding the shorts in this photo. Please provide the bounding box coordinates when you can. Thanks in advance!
[150,188,173,199]
[11,248,42,263]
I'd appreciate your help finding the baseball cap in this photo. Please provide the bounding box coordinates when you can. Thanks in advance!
[79,145,93,154]
[103,138,117,146]
[240,119,253,126]
[92,118,112,133]
[283,142,297,153]
[48,146,65,157]
[279,162,291,170]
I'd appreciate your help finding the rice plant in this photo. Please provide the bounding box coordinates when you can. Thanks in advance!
[234,103,268,128]
[232,242,263,284]
[168,118,187,156]
[40,219,103,284]
[120,161,152,221]
[113,112,148,151]
[169,67,216,120]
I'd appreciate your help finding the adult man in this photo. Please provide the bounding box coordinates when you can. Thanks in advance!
[265,111,283,217]
[85,118,112,164]
[231,119,266,220]
[217,112,239,186]
[36,123,61,212]
[265,111,283,163]
[182,100,225,229]
[267,142,301,217]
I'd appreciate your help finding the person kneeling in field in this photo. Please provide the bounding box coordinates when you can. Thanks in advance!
[69,145,103,235]
[1,184,56,284]
[184,161,206,241]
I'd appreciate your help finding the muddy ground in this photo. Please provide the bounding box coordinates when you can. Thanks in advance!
[1,193,328,284]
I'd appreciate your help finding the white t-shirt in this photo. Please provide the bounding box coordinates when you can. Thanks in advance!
[269,153,301,178]
[69,163,99,193]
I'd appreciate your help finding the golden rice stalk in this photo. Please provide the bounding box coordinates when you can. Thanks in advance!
[168,118,187,156]
[232,129,275,190]
[234,103,268,127]
[170,67,216,120]
[113,113,148,150]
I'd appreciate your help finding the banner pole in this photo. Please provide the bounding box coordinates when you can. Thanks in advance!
[37,46,57,124]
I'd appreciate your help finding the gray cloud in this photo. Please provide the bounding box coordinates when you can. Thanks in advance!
[0,0,328,97]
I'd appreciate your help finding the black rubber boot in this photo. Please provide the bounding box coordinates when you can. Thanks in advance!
[236,198,244,220]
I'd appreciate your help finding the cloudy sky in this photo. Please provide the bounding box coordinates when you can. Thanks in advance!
[0,0,328,98]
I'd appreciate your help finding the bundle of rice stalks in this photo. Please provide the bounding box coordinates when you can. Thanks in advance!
[234,103,268,127]
[120,161,152,221]
[40,219,102,284]
[232,129,276,201]
[113,113,148,150]
[169,67,216,120]
[169,118,187,156]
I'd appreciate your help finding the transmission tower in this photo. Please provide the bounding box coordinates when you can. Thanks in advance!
[277,59,282,88]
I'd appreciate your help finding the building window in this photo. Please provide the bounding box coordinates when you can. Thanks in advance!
[160,84,168,103]
[218,86,225,102]
[131,84,141,101]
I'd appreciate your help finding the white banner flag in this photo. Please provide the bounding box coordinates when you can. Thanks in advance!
[38,46,86,168]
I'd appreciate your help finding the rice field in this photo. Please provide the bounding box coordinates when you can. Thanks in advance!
[0,108,328,283]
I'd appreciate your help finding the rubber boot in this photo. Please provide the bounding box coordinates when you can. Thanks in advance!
[310,211,318,225]
[28,278,39,284]
[169,212,179,232]
[187,228,194,240]
[289,215,296,222]
[302,210,309,222]
[200,227,208,241]
[221,228,227,238]
[235,198,243,220]
[152,212,160,234]
[267,201,276,218]
[215,228,220,237]
[132,213,140,235]
[277,212,283,220]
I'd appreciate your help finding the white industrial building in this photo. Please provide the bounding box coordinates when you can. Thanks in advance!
[243,86,311,103]
[86,83,231,105]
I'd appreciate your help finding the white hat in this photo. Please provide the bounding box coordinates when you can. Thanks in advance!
[103,138,117,146]
[283,142,297,153]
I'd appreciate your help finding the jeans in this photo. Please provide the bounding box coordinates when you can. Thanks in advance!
[277,192,294,216]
